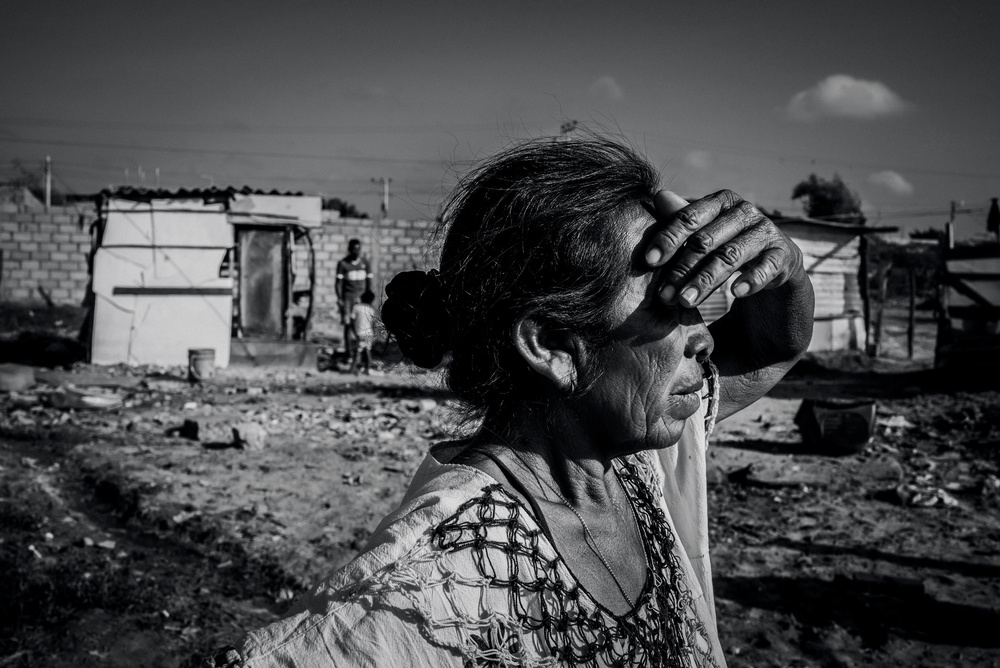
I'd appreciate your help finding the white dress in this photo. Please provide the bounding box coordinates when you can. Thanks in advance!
[207,370,726,668]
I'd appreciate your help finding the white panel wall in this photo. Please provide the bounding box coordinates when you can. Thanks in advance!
[91,199,234,366]
[101,199,230,247]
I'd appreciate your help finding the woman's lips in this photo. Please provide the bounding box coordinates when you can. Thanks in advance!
[673,378,704,396]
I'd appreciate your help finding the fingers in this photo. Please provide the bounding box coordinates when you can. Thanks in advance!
[645,191,689,265]
[645,191,688,265]
[662,204,769,306]
[646,189,742,267]
[644,189,796,308]
[653,190,688,217]
[733,247,789,297]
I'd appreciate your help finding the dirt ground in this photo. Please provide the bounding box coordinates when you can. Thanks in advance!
[1,306,999,667]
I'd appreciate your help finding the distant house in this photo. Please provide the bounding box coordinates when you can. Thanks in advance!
[700,216,897,352]
[85,187,321,368]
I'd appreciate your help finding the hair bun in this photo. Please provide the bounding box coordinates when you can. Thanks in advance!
[381,270,452,368]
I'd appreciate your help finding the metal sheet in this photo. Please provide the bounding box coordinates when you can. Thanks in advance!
[90,246,232,366]
[102,198,231,247]
[229,194,322,227]
[238,228,286,338]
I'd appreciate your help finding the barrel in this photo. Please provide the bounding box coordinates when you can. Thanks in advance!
[188,348,216,382]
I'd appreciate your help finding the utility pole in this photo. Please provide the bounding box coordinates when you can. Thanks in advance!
[947,200,957,250]
[987,197,999,244]
[946,200,976,249]
[44,156,51,210]
[370,177,391,291]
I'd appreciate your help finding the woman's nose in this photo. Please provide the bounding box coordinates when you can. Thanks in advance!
[680,309,714,362]
[688,324,714,362]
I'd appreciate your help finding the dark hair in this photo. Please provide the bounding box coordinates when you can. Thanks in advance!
[361,290,376,304]
[382,135,659,422]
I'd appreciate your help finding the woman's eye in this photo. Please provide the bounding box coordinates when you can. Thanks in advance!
[648,299,681,325]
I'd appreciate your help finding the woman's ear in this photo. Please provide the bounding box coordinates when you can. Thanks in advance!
[513,317,584,393]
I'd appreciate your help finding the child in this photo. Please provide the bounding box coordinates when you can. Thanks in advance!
[348,290,377,375]
[289,292,310,341]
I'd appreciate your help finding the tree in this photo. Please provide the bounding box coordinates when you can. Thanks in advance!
[4,159,66,205]
[791,173,865,225]
[909,227,945,241]
[322,197,368,219]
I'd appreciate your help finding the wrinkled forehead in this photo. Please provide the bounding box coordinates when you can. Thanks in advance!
[607,204,661,318]
[624,202,660,276]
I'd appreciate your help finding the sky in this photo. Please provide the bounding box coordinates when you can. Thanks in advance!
[2,0,998,238]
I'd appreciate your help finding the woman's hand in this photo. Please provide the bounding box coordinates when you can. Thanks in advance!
[644,190,804,308]
[643,189,814,420]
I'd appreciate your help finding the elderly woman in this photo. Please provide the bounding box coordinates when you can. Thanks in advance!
[208,136,813,667]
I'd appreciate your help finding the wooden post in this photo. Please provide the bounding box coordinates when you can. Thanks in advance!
[860,236,873,356]
[907,268,916,359]
[44,156,52,210]
[284,228,294,341]
[873,264,891,358]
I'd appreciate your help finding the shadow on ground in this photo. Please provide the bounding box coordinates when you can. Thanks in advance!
[716,573,1000,649]
[0,332,86,368]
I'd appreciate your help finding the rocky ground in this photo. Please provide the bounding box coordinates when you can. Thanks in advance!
[1,305,998,667]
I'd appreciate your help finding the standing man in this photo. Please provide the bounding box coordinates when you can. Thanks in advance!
[334,238,373,366]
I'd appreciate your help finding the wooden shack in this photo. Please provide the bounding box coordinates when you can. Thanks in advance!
[700,217,896,351]
[86,188,321,368]
[936,241,1000,368]
[776,217,897,352]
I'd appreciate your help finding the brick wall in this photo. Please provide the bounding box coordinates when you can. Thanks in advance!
[308,213,439,335]
[0,204,440,335]
[0,203,96,304]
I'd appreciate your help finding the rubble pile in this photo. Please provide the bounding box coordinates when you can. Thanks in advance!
[873,395,1000,509]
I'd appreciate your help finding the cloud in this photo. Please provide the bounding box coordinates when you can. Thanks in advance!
[868,170,914,196]
[684,150,713,170]
[786,75,909,121]
[588,76,623,101]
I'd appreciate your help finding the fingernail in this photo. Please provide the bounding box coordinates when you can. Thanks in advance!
[660,285,676,302]
[645,247,662,265]
[680,287,699,306]
[732,282,750,297]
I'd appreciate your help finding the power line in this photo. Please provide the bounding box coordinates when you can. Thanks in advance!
[628,128,1000,182]
[53,161,386,187]
[0,136,446,166]
[0,116,495,135]
[32,157,442,212]
[34,161,998,221]
[7,122,1000,183]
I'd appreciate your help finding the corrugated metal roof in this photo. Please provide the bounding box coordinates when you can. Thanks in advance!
[95,186,306,205]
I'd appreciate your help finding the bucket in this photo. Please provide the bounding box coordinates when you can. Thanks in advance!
[794,398,876,455]
[188,348,216,382]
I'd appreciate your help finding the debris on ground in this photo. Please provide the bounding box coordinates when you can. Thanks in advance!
[1,333,998,667]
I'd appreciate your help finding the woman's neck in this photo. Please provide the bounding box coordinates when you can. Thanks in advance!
[479,406,619,509]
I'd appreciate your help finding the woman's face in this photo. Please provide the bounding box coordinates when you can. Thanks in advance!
[574,210,714,455]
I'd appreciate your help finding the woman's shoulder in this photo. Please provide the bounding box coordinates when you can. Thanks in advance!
[345,448,499,570]
[214,450,512,667]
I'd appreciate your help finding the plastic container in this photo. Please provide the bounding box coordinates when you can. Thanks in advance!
[188,348,216,382]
